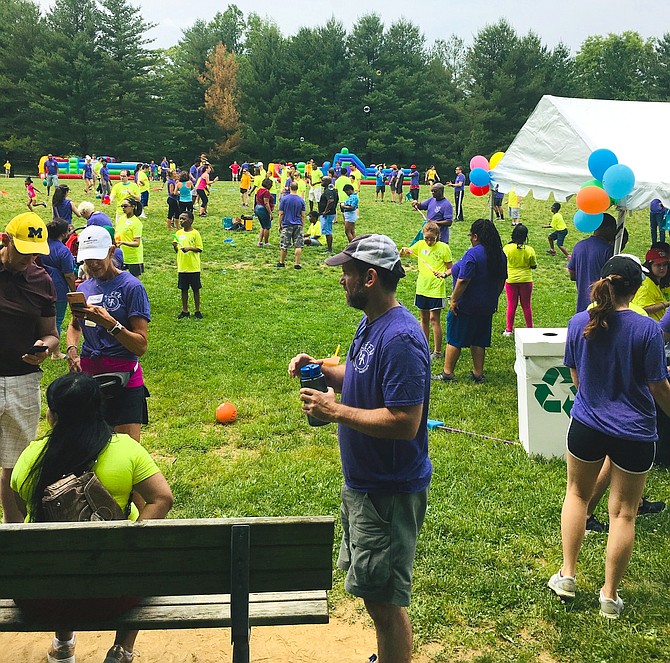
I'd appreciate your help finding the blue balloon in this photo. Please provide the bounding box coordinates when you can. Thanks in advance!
[469,167,490,187]
[602,164,635,200]
[588,149,618,181]
[574,210,603,233]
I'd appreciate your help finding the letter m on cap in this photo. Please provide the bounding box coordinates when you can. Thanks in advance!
[28,226,43,238]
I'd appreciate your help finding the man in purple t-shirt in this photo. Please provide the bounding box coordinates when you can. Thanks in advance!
[413,183,453,244]
[650,198,666,245]
[567,214,615,312]
[44,153,60,198]
[289,234,431,663]
[447,166,466,221]
[276,182,306,269]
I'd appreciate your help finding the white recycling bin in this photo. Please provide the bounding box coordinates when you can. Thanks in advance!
[514,328,574,459]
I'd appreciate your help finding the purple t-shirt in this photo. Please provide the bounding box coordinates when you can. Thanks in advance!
[565,309,668,442]
[78,271,150,362]
[45,158,59,175]
[451,243,505,316]
[100,165,110,182]
[650,199,665,214]
[410,170,420,187]
[87,211,113,228]
[454,173,465,192]
[567,236,614,313]
[340,306,432,493]
[417,197,453,244]
[278,193,305,226]
[42,239,74,302]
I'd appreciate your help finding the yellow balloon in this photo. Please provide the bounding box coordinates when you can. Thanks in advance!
[490,151,505,169]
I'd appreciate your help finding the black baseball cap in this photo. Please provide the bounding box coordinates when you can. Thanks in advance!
[600,254,648,287]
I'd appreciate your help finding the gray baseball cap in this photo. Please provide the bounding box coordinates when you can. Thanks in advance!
[325,234,405,277]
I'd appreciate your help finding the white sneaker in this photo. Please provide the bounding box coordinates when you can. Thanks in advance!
[548,570,576,600]
[48,634,76,663]
[502,330,513,337]
[599,590,624,619]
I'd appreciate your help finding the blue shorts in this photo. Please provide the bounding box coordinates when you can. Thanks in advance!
[493,194,504,205]
[320,214,335,235]
[549,229,568,246]
[255,204,271,229]
[446,309,493,348]
[415,294,445,311]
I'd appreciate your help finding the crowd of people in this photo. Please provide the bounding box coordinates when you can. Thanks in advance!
[3,151,670,662]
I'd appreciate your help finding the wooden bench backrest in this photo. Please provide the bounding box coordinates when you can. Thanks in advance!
[0,516,334,600]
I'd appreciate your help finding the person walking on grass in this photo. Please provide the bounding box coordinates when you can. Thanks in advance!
[400,221,453,361]
[545,202,570,258]
[447,166,465,221]
[276,181,305,269]
[502,223,536,337]
[173,212,203,320]
[25,177,46,212]
[289,234,432,663]
[340,184,359,243]
[548,254,670,619]
[318,176,338,254]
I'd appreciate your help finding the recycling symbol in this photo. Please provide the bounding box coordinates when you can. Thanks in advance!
[533,366,577,417]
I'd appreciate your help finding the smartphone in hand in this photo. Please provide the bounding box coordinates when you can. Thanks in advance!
[66,291,87,310]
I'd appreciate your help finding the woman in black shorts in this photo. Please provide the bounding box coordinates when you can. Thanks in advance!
[548,255,670,618]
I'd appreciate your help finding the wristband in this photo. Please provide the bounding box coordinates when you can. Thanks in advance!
[66,344,78,354]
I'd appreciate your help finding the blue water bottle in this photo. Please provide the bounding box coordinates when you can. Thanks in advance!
[300,363,330,427]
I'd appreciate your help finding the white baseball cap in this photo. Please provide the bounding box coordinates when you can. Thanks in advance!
[77,225,112,261]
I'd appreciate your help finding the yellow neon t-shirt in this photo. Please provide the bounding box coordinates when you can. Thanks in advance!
[116,216,143,265]
[11,433,159,522]
[110,181,140,214]
[632,276,667,321]
[503,243,537,283]
[508,190,519,207]
[551,212,567,231]
[175,228,203,273]
[412,240,453,299]
[137,170,149,194]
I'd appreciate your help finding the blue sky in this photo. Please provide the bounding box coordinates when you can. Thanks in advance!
[38,0,666,52]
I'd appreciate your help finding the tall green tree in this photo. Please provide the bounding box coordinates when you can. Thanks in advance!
[97,0,159,158]
[0,0,45,157]
[22,0,103,155]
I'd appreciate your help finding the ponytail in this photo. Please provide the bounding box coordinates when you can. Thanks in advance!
[583,275,623,339]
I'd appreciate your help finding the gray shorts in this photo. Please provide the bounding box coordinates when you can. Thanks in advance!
[509,207,520,219]
[308,186,323,203]
[46,174,59,187]
[0,373,42,467]
[280,225,304,250]
[337,485,428,606]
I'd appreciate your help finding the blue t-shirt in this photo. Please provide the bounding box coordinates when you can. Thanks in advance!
[278,193,305,226]
[339,306,432,493]
[45,158,59,175]
[417,197,453,244]
[454,173,465,192]
[451,243,505,316]
[565,309,668,442]
[53,199,74,222]
[343,193,359,223]
[100,165,110,182]
[567,236,614,313]
[87,211,113,228]
[410,170,420,187]
[78,271,150,361]
[376,171,385,186]
[42,239,74,302]
[83,163,93,178]
[650,199,665,214]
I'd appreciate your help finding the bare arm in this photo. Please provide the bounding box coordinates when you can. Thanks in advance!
[569,367,579,389]
[567,268,576,281]
[70,308,148,357]
[134,473,173,520]
[649,379,670,418]
[449,278,470,314]
[120,235,141,248]
[22,315,59,365]
[288,353,346,393]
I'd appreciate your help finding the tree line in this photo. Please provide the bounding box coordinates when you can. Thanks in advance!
[2,0,669,173]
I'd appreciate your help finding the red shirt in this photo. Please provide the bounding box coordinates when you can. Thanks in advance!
[255,187,274,212]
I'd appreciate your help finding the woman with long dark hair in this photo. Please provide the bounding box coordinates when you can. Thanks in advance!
[548,255,670,618]
[10,372,173,662]
[434,218,506,383]
[51,185,81,223]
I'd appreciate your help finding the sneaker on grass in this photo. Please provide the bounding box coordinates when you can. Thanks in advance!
[599,590,624,619]
[548,570,576,600]
[429,350,444,361]
[431,371,457,383]
[638,496,665,516]
[586,514,608,533]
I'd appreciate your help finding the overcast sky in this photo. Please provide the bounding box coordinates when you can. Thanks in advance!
[37,0,666,52]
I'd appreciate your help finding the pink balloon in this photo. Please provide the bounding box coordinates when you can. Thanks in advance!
[469,155,490,171]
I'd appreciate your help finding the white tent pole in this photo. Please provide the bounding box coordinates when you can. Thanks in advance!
[614,207,626,255]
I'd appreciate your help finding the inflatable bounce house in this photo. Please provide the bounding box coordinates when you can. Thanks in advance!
[317,148,411,184]
[38,156,149,181]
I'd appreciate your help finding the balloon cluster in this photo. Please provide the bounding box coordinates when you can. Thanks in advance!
[467,152,505,196]
[574,149,635,232]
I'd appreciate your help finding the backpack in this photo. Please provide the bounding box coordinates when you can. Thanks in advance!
[42,471,129,522]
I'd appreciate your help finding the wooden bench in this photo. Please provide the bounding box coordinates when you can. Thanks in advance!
[0,516,334,663]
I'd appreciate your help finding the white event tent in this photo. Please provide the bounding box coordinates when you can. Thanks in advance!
[492,95,670,212]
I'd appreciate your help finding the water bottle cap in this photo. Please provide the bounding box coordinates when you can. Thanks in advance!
[300,363,322,379]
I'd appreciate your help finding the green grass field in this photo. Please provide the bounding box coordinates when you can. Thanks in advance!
[2,173,669,662]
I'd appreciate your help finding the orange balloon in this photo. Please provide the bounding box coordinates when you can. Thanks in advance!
[576,186,610,214]
[216,402,237,424]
